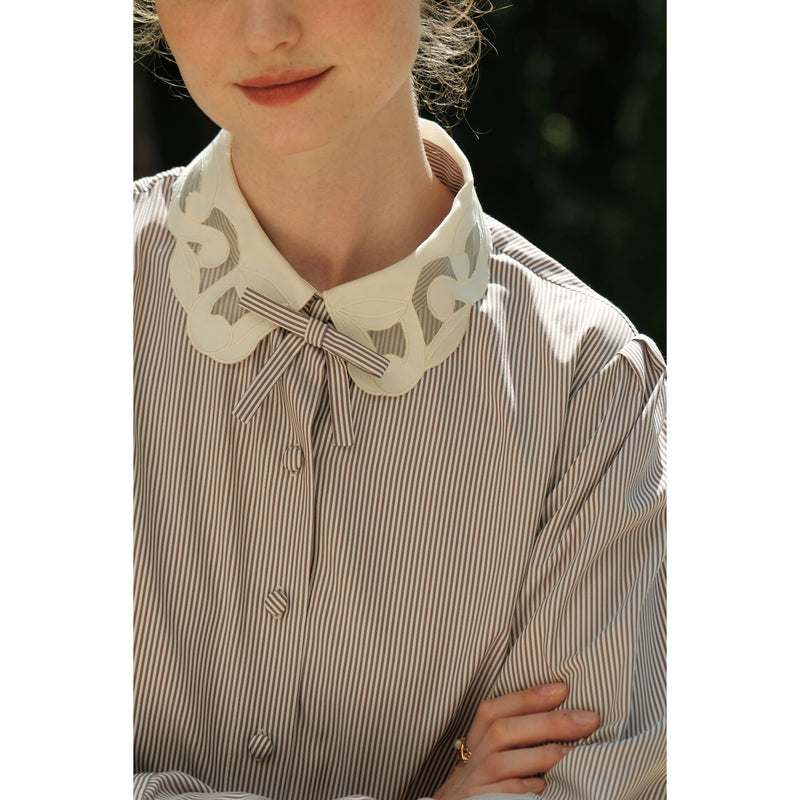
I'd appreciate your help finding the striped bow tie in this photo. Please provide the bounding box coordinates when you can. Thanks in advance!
[232,288,390,446]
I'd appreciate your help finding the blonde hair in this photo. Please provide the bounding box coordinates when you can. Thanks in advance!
[415,1,489,121]
[133,1,490,124]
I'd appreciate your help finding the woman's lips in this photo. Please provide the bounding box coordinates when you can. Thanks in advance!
[236,67,333,106]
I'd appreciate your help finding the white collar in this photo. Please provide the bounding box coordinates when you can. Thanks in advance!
[167,119,491,396]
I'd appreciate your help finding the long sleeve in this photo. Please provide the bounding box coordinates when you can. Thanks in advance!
[134,771,258,799]
[488,334,666,799]
[134,773,372,800]
[134,771,565,800]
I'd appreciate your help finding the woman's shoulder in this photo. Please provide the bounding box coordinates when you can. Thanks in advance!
[134,166,184,196]
[484,214,664,385]
[134,168,185,274]
[486,215,627,315]
[134,167,184,224]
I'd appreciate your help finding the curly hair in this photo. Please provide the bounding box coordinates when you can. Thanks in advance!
[415,1,490,121]
[134,1,490,124]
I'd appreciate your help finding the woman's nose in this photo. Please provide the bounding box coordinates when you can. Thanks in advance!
[238,0,301,54]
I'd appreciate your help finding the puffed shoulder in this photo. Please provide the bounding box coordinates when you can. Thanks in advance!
[485,214,664,397]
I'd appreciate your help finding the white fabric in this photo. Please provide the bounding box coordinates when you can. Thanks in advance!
[167,120,491,395]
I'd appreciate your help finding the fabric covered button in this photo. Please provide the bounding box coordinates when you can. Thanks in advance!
[264,587,290,619]
[247,730,273,761]
[282,445,304,474]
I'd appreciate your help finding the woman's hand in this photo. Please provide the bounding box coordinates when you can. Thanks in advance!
[433,683,600,800]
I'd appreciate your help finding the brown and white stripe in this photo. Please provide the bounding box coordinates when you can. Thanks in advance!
[134,155,666,800]
[232,290,389,444]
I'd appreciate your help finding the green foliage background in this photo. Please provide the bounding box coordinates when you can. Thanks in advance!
[134,0,665,352]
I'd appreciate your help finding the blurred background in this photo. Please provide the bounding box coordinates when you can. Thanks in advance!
[134,0,665,353]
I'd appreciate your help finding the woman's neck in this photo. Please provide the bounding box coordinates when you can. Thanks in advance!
[229,91,454,291]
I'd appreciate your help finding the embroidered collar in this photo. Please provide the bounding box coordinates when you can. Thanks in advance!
[167,119,491,396]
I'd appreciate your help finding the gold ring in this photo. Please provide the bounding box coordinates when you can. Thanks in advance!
[453,737,472,764]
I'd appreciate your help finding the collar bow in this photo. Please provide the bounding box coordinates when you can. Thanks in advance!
[233,289,389,447]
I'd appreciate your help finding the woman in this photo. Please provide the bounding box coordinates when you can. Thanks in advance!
[133,2,666,799]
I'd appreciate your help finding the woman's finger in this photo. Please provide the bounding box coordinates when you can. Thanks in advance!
[469,743,566,785]
[467,683,568,745]
[435,686,600,800]
[475,708,600,755]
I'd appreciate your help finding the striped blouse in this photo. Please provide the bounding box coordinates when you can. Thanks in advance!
[133,120,666,800]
